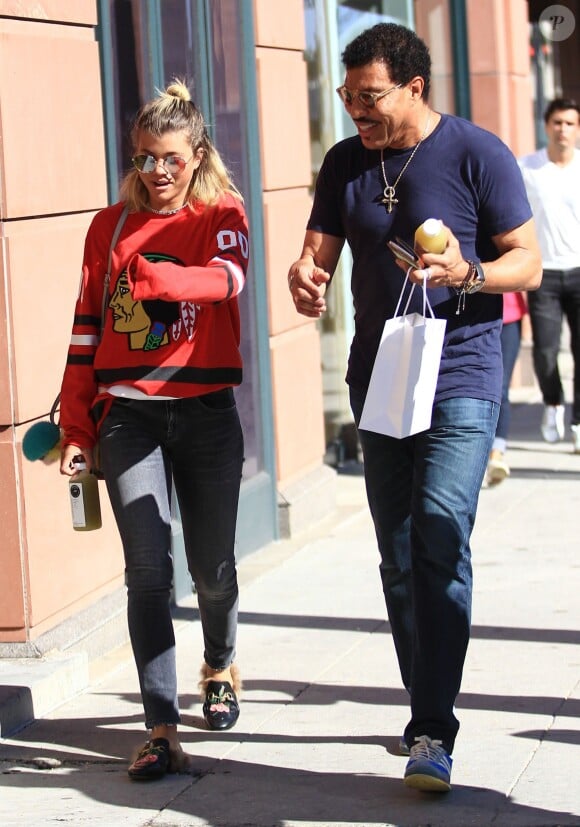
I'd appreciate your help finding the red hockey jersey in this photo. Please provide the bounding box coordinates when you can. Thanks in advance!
[60,194,249,449]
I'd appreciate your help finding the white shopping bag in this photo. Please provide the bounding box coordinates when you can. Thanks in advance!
[359,276,447,439]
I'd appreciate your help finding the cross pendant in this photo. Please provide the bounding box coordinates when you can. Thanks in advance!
[382,186,398,213]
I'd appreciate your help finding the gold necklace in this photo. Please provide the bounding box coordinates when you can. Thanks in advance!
[380,114,431,213]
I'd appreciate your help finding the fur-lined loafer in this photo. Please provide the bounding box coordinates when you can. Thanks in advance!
[128,737,170,780]
[202,680,240,730]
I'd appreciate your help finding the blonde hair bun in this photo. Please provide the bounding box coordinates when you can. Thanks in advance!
[121,76,243,210]
[164,79,191,103]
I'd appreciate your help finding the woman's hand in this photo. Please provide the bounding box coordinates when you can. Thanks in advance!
[60,444,95,476]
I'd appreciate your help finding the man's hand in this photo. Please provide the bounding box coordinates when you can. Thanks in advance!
[288,257,331,318]
[393,223,469,289]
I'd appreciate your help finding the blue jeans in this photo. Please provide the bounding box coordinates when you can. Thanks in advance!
[350,390,498,753]
[496,320,521,442]
[528,267,580,424]
[99,391,244,729]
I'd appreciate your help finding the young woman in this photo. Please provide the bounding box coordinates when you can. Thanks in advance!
[59,80,249,780]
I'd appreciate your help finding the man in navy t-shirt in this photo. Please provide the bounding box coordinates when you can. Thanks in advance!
[288,22,541,793]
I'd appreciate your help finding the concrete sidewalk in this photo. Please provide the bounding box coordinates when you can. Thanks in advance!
[1,393,579,827]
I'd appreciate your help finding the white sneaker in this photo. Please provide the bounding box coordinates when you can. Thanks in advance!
[571,424,580,454]
[487,450,510,485]
[541,405,565,443]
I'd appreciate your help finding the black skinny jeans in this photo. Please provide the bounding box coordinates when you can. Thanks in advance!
[99,391,243,729]
[528,267,580,425]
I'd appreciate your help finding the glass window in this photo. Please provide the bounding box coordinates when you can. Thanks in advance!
[107,1,153,182]
[205,0,263,480]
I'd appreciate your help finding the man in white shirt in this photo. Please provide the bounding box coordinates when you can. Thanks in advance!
[519,98,580,450]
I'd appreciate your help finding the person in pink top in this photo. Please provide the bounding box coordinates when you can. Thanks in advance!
[485,291,528,485]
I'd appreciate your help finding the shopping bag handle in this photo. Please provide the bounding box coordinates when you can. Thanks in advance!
[393,267,436,319]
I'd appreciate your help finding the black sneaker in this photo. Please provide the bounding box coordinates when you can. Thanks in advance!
[202,680,240,730]
[128,737,170,780]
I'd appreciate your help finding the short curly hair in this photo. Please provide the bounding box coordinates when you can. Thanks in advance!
[341,23,431,101]
[543,97,580,122]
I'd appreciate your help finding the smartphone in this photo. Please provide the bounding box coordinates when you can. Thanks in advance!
[387,236,419,268]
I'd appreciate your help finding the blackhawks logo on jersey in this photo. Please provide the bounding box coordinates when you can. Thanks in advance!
[109,252,199,351]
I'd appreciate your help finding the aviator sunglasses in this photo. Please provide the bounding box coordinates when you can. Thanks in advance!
[336,82,402,108]
[132,154,193,175]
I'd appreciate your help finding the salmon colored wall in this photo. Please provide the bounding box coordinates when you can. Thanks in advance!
[0,238,13,424]
[0,0,95,24]
[414,0,456,114]
[414,1,535,155]
[0,20,106,217]
[6,216,95,420]
[253,0,305,49]
[466,0,535,155]
[0,7,121,642]
[253,1,326,488]
[263,189,314,336]
[255,47,311,191]
[270,327,325,482]
[15,451,122,636]
[0,438,26,633]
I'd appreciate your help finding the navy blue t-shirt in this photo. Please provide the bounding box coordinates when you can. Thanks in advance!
[307,114,532,403]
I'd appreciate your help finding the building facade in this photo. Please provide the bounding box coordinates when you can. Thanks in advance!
[0,0,576,655]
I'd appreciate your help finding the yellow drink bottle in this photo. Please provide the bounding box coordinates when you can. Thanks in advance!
[415,218,447,254]
[69,456,102,531]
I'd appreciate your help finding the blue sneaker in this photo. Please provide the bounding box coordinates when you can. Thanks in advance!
[403,735,452,792]
[399,735,410,756]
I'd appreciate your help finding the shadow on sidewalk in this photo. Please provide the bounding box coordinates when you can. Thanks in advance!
[172,607,578,648]
[2,742,578,827]
[4,678,579,759]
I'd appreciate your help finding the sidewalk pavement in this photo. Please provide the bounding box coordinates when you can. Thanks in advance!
[1,390,579,827]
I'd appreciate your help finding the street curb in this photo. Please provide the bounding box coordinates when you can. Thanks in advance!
[0,651,88,737]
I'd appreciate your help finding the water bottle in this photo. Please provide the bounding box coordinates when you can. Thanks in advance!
[69,455,102,531]
[415,218,447,254]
